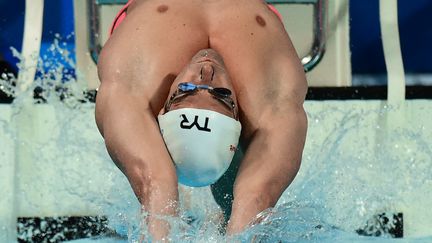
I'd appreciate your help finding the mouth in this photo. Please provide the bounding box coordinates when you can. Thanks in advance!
[196,57,223,68]
[197,56,216,62]
[193,49,224,65]
[197,58,213,63]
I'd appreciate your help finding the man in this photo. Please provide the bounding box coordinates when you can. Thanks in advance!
[95,0,308,241]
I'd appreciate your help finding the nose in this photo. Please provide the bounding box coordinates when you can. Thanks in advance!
[200,63,214,82]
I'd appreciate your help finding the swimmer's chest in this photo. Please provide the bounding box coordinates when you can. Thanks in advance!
[126,0,289,114]
[128,0,285,72]
[129,0,281,36]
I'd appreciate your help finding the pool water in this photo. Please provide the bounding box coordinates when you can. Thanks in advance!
[1,39,432,243]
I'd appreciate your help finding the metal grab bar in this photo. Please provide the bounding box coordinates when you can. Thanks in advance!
[267,0,327,72]
[88,0,102,64]
[88,0,327,72]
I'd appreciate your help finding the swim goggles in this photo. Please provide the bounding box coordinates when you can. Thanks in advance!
[164,82,238,119]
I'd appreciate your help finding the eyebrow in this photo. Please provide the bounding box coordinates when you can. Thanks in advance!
[174,92,234,117]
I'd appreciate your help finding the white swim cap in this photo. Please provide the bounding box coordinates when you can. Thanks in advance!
[158,108,241,187]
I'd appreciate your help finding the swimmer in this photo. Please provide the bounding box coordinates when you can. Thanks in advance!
[95,0,307,241]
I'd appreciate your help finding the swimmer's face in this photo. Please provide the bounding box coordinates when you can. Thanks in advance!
[162,49,238,119]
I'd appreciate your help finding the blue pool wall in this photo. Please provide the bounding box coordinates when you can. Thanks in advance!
[0,0,431,75]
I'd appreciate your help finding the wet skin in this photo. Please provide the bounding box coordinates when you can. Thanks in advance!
[96,0,308,240]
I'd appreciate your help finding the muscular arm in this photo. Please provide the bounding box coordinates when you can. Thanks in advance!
[95,72,179,241]
[222,37,308,233]
[228,101,308,233]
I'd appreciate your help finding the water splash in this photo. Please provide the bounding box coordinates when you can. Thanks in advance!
[279,102,432,241]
